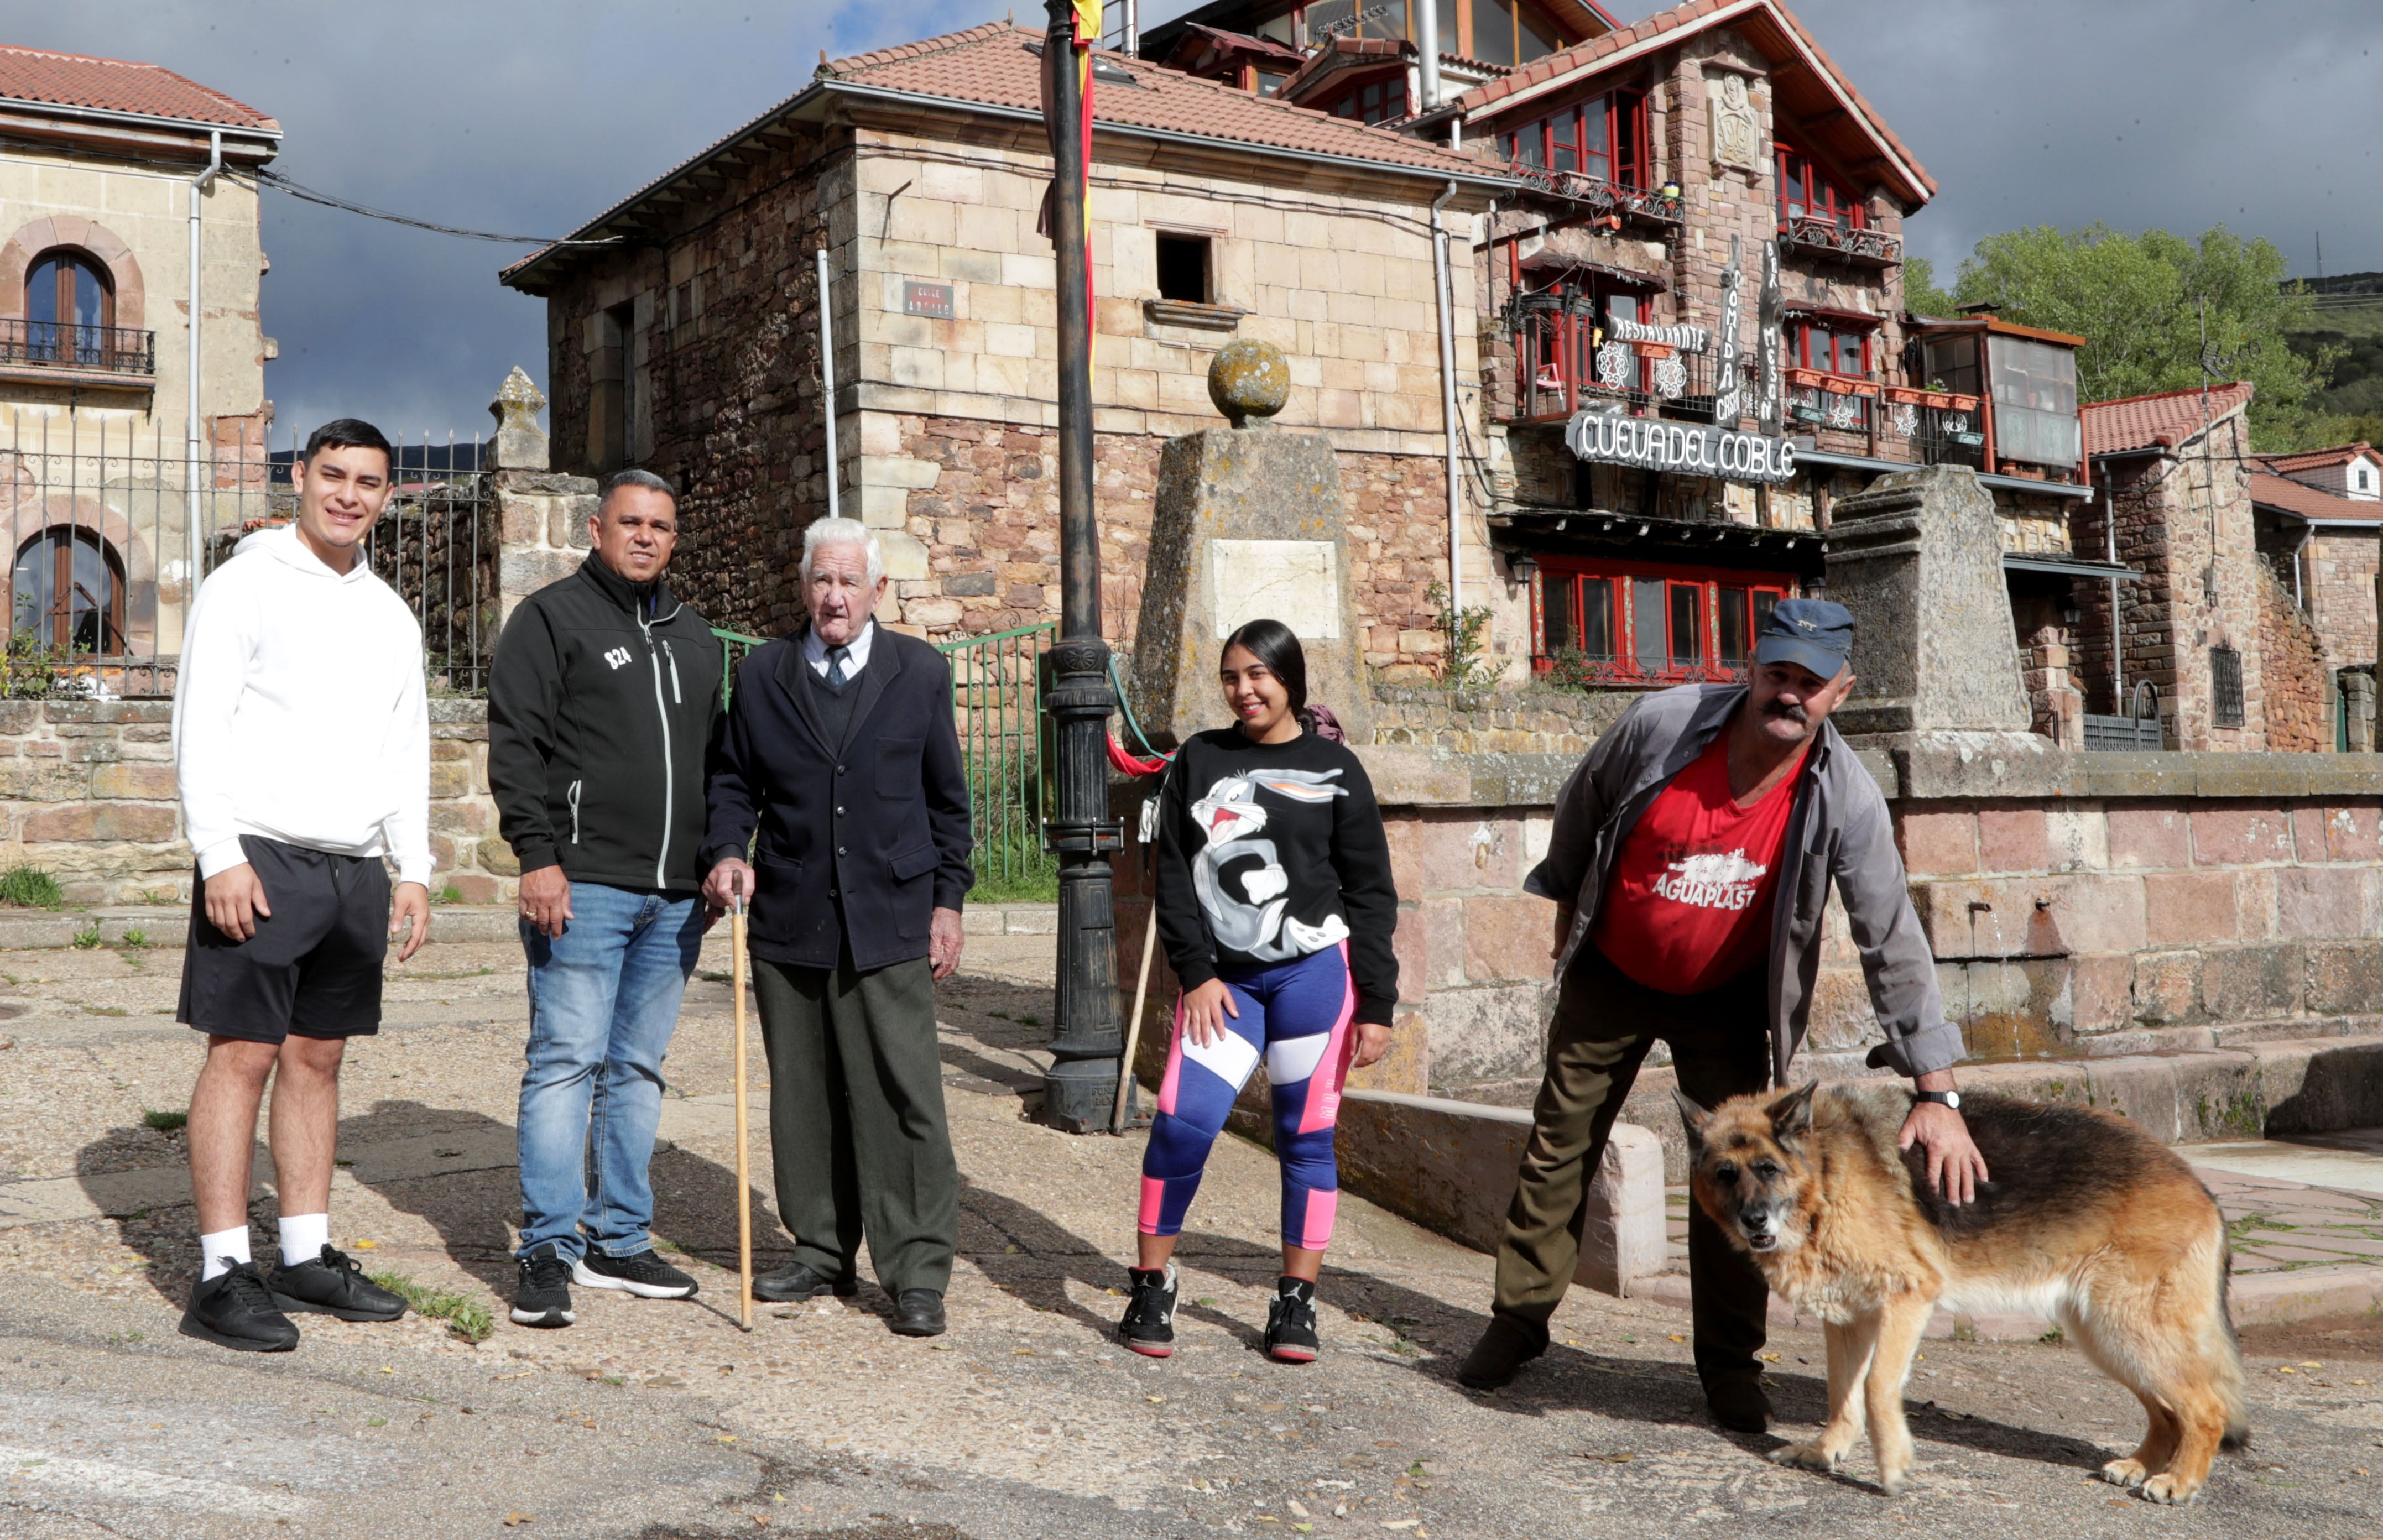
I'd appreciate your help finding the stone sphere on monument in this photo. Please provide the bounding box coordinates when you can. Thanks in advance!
[1207,338,1290,428]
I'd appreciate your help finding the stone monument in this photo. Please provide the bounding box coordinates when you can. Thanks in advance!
[1130,340,1371,746]
[1822,463,2032,737]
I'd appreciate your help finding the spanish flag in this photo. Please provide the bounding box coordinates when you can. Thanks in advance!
[1036,0,1102,338]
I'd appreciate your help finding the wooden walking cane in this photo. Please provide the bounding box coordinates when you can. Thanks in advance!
[732,889,754,1330]
[1112,792,1162,1136]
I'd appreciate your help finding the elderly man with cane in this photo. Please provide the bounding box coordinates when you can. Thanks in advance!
[702,516,973,1338]
[488,468,724,1329]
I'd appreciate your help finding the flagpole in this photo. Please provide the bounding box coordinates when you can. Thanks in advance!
[1040,0,1126,1133]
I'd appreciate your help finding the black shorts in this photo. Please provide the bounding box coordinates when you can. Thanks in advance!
[178,836,390,1043]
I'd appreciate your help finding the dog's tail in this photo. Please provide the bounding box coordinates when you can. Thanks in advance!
[2210,1206,2251,1449]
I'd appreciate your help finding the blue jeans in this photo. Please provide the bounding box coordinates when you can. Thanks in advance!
[516,882,703,1260]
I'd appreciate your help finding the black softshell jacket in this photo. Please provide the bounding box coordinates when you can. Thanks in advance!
[487,556,723,892]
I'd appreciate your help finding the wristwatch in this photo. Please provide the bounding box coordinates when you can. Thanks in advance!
[1915,1089,1962,1110]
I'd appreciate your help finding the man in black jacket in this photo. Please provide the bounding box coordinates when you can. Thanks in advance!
[702,516,972,1338]
[488,468,724,1329]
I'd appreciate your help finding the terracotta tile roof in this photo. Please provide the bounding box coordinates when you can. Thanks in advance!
[822,23,1505,182]
[2082,383,2254,458]
[0,44,276,131]
[2256,441,2377,475]
[2251,471,2383,523]
[1447,0,1932,202]
[1170,23,1308,66]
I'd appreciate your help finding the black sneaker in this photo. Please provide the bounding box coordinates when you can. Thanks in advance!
[1264,1275,1319,1364]
[512,1243,575,1328]
[1119,1264,1177,1358]
[574,1247,699,1299]
[180,1260,300,1353]
[271,1245,406,1322]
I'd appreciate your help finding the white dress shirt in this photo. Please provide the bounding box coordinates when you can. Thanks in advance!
[801,618,876,678]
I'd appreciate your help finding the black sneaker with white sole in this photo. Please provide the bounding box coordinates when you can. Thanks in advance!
[271,1244,406,1322]
[575,1248,699,1299]
[511,1243,576,1328]
[181,1260,300,1353]
[1119,1264,1177,1358]
[1264,1275,1320,1364]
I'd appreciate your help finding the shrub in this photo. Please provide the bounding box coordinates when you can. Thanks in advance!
[0,866,64,910]
[141,1109,187,1132]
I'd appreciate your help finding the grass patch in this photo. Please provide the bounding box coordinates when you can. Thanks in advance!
[121,928,148,949]
[0,865,64,909]
[2038,1325,2066,1345]
[433,884,465,905]
[140,1109,187,1132]
[368,1270,496,1343]
[71,922,102,949]
[970,864,1059,904]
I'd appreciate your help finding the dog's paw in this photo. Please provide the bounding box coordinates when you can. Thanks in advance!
[2098,1458,2150,1489]
[1767,1441,1839,1474]
[1877,1465,1910,1497]
[2138,1474,2201,1506]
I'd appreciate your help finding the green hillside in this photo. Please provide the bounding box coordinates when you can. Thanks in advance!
[2287,272,2383,426]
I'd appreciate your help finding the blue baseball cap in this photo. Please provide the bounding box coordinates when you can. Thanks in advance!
[1753,598,1854,681]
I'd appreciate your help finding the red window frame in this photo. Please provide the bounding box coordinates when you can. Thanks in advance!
[1509,280,1653,421]
[1531,556,1795,683]
[1332,76,1407,125]
[1775,142,1865,233]
[1791,320,1873,379]
[1499,90,1647,187]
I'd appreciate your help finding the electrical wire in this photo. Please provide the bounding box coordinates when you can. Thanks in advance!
[235,168,627,247]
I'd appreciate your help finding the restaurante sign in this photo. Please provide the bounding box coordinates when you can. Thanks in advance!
[1563,408,1798,485]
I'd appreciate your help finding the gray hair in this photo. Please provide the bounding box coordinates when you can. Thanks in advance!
[597,467,678,513]
[800,516,884,587]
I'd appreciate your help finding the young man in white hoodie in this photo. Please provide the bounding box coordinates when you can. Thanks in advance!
[172,418,433,1351]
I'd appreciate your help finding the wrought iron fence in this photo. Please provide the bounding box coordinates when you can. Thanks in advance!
[1779,214,1901,266]
[0,319,156,377]
[710,621,1058,900]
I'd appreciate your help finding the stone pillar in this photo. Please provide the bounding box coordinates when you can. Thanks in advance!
[1129,341,1372,746]
[1823,464,2032,736]
[1577,1123,1667,1297]
[486,368,598,631]
[2340,665,2376,752]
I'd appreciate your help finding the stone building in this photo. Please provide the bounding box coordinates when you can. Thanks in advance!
[0,45,280,670]
[2252,442,2382,676]
[500,22,1509,672]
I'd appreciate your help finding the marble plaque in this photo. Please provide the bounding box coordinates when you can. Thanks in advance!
[1209,539,1340,640]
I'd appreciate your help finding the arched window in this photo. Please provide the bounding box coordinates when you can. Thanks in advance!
[26,249,114,366]
[12,526,125,655]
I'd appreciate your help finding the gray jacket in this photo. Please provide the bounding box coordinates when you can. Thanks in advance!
[1524,682,1960,1087]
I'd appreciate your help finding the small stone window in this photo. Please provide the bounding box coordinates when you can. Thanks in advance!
[1155,233,1210,305]
[2210,646,2244,729]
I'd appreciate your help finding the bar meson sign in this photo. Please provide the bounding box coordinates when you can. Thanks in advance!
[1563,408,1797,485]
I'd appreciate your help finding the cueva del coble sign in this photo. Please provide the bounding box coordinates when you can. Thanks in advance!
[1563,407,1799,485]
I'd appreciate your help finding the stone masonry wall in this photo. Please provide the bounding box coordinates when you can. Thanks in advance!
[2305,526,2379,674]
[2259,562,2330,754]
[0,700,512,906]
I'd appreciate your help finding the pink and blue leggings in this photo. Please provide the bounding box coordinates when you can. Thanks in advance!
[1139,942,1357,1252]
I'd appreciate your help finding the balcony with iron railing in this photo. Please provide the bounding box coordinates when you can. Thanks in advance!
[1876,385,1987,470]
[1779,213,1901,267]
[1507,164,1682,229]
[0,319,157,386]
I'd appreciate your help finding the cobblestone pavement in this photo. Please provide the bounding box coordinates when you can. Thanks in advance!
[2,931,2380,1539]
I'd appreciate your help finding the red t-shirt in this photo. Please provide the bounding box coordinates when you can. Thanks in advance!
[1588,733,1807,996]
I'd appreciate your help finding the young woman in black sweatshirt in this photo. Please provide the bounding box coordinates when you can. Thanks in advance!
[1119,619,1399,1363]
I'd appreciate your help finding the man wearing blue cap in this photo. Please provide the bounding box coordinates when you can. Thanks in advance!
[1457,598,1984,1431]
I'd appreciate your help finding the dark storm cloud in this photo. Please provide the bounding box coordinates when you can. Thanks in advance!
[3,0,1007,442]
[14,0,2372,443]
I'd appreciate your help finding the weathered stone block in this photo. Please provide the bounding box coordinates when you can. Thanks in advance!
[427,763,473,800]
[2132,950,2203,1025]
[2105,803,2191,869]
[1976,807,2048,874]
[2200,943,2304,1022]
[478,838,522,878]
[22,803,175,843]
[2191,806,2295,867]
[2142,870,2239,946]
[2304,942,2383,1015]
[2276,865,2372,940]
[1897,809,1977,878]
[87,762,179,801]
[1461,894,1554,985]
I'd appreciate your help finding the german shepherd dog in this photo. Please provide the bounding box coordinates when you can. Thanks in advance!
[1676,1081,2248,1504]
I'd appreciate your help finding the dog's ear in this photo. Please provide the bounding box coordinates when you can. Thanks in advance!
[1764,1080,1819,1141]
[1672,1088,1714,1149]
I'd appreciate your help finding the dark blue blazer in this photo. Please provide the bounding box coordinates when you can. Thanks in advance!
[700,627,973,970]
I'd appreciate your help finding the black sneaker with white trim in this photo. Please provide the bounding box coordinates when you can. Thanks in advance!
[1264,1275,1320,1364]
[1119,1264,1177,1358]
[511,1243,576,1328]
[574,1247,699,1299]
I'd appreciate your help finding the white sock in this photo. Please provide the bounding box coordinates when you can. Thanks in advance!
[200,1226,252,1281]
[278,1213,330,1267]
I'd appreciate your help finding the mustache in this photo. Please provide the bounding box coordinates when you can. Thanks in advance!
[1764,699,1810,724]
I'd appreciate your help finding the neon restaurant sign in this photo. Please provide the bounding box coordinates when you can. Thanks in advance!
[1563,408,1798,485]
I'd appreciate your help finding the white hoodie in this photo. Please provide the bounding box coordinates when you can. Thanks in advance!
[173,525,432,886]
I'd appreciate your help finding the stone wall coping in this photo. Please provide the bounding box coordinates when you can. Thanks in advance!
[1344,1085,1532,1124]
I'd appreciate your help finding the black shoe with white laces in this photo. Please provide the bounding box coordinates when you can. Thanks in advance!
[511,1243,576,1328]
[1119,1264,1177,1358]
[1264,1275,1320,1364]
[271,1244,406,1322]
[574,1248,699,1299]
[181,1261,300,1353]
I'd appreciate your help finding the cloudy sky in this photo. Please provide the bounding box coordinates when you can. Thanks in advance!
[11,0,2377,438]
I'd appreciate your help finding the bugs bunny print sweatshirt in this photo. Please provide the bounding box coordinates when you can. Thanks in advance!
[1151,727,1400,1026]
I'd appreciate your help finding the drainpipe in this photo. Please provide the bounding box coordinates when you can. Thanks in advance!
[1415,0,1442,111]
[1430,181,1464,636]
[185,128,221,632]
[2099,456,2122,714]
[817,246,838,521]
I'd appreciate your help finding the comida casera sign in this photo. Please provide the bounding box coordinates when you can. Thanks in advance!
[1563,407,1798,485]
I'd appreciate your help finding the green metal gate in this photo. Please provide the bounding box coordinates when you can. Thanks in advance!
[712,622,1057,900]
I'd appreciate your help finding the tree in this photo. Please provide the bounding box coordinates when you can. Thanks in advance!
[1944,223,2338,451]
[1902,255,1957,320]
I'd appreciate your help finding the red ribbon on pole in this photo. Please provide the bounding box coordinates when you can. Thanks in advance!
[1037,1,1102,354]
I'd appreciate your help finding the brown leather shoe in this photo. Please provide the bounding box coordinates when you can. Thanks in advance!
[1456,1314,1547,1390]
[1706,1376,1774,1434]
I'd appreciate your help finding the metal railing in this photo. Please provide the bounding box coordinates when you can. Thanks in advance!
[1877,393,1986,469]
[1779,215,1901,266]
[0,319,156,377]
[1509,166,1682,226]
[1786,370,1875,433]
[710,620,1058,899]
